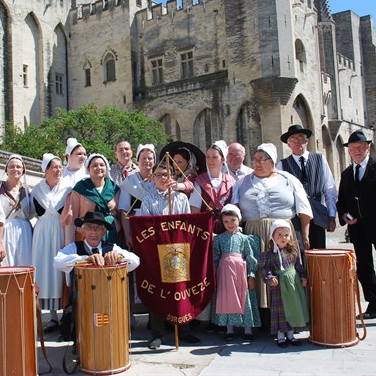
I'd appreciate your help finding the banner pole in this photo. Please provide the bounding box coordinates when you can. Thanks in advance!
[166,153,179,350]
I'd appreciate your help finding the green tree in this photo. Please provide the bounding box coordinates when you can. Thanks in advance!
[0,104,168,162]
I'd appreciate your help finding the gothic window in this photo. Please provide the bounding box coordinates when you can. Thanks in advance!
[136,0,142,6]
[23,65,28,87]
[180,51,194,79]
[85,68,91,87]
[55,74,64,95]
[151,58,163,85]
[104,53,116,82]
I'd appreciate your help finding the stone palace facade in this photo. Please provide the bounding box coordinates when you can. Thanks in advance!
[0,0,375,182]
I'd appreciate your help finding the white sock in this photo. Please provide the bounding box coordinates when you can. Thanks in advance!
[277,330,285,340]
[287,330,295,340]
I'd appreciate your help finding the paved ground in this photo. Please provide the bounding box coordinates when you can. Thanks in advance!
[37,225,376,376]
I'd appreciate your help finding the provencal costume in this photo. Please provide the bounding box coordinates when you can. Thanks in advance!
[212,231,261,329]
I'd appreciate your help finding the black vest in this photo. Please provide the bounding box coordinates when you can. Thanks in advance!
[74,241,114,256]
[281,153,324,200]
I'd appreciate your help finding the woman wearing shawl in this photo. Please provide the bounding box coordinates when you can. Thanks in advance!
[189,140,236,234]
[31,153,71,332]
[61,154,120,246]
[0,154,34,266]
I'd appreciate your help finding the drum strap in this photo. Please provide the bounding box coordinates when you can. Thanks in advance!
[354,274,367,341]
[36,297,53,375]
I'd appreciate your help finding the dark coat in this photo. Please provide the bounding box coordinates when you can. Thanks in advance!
[337,156,376,243]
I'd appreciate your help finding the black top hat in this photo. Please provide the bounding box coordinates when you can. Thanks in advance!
[343,131,372,147]
[74,211,114,230]
[280,124,313,144]
[159,141,207,174]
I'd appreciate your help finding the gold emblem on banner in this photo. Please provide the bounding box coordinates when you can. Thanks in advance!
[158,243,191,283]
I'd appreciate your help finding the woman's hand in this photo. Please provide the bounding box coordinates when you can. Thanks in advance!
[301,277,307,287]
[248,276,256,290]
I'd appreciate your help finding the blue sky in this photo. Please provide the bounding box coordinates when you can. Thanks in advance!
[154,1,376,23]
[329,0,376,23]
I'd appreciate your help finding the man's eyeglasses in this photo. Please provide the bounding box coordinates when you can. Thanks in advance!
[82,224,105,232]
[154,173,168,179]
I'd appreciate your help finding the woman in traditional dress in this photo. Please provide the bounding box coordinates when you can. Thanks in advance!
[32,153,71,332]
[0,154,33,266]
[231,143,312,321]
[61,153,120,245]
[119,144,156,248]
[62,137,88,187]
[189,140,236,234]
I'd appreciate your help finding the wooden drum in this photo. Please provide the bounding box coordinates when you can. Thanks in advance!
[306,249,358,347]
[0,267,37,376]
[75,263,130,375]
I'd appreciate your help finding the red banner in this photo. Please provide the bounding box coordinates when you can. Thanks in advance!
[130,211,214,325]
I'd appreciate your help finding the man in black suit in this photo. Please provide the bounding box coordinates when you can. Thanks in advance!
[337,131,376,319]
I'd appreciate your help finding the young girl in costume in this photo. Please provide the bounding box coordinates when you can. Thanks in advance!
[211,204,261,342]
[259,219,309,347]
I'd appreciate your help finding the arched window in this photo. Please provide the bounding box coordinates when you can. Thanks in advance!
[104,53,116,82]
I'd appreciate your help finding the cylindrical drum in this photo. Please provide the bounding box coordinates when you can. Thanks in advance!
[306,249,358,347]
[0,267,37,376]
[75,263,130,375]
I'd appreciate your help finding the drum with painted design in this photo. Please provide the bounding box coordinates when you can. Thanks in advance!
[0,266,37,376]
[306,249,358,347]
[75,263,130,375]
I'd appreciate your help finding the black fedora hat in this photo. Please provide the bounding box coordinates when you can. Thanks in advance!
[74,211,114,230]
[343,131,372,147]
[159,141,207,174]
[280,124,313,144]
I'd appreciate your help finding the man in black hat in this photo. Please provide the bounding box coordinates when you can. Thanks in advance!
[277,124,337,249]
[54,211,140,273]
[337,131,376,319]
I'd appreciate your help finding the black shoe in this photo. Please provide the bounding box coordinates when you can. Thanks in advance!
[244,334,253,343]
[225,332,234,342]
[148,337,163,350]
[179,333,201,344]
[276,339,287,348]
[357,312,376,320]
[286,338,302,346]
[217,326,226,334]
[44,319,59,333]
[205,322,217,333]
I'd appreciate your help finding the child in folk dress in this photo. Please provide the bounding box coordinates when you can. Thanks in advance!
[259,219,309,347]
[211,204,261,342]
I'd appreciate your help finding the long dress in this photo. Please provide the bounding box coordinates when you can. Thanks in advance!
[0,182,33,266]
[258,246,309,335]
[31,179,71,310]
[211,232,261,328]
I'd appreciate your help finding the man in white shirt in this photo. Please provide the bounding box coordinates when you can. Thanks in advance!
[225,142,253,181]
[54,211,140,276]
[277,124,337,249]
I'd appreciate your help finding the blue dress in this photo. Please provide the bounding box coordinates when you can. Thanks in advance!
[211,232,261,328]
